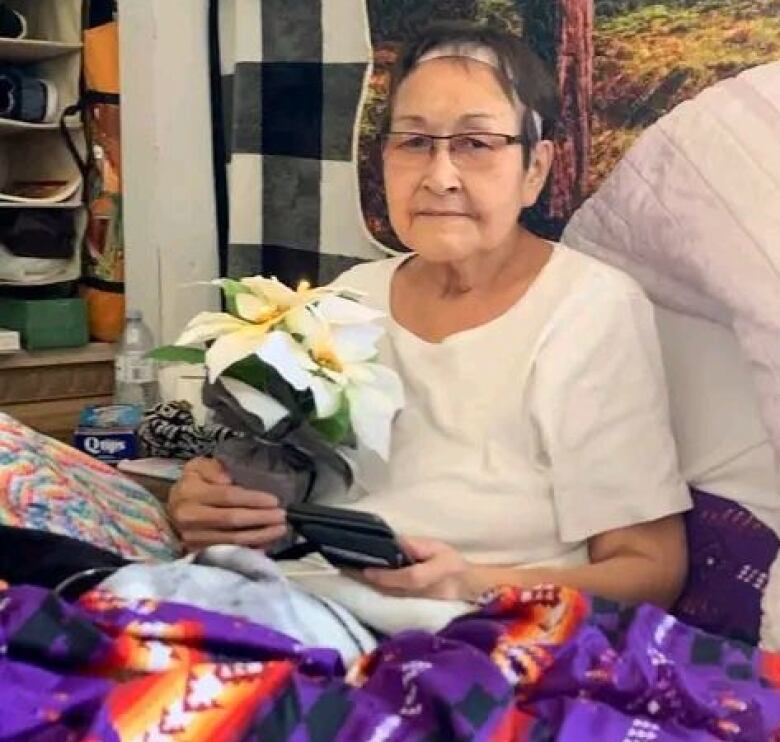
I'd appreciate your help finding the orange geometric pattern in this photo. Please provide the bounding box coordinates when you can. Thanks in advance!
[91,661,293,742]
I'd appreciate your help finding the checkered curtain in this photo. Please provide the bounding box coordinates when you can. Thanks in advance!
[212,0,388,288]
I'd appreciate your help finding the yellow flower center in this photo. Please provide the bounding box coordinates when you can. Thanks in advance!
[313,348,344,373]
[253,306,286,324]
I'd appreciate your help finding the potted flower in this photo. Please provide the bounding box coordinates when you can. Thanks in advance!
[151,275,404,506]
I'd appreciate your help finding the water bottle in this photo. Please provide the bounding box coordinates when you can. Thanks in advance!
[114,310,160,408]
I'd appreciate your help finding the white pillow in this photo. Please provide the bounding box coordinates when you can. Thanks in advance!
[654,305,778,529]
[563,61,780,489]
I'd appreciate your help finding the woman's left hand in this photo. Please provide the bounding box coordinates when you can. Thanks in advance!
[361,536,472,601]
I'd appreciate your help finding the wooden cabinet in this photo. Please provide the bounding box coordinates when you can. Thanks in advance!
[0,343,115,441]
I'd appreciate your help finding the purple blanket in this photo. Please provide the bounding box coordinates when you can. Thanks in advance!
[0,583,779,741]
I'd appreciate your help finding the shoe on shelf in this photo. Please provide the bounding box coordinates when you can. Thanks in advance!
[0,4,26,40]
[0,65,58,124]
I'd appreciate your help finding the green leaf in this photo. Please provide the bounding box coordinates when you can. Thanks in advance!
[219,278,251,315]
[310,395,353,445]
[148,345,206,364]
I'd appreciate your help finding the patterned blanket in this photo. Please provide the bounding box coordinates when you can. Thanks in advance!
[0,413,179,562]
[1,584,779,741]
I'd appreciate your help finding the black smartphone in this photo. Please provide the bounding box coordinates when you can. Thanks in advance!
[286,503,414,570]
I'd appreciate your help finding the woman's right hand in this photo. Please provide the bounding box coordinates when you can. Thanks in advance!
[168,457,288,553]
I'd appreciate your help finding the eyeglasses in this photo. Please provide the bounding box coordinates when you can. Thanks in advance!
[383,131,529,170]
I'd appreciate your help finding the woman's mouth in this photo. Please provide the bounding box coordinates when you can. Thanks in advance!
[416,211,470,217]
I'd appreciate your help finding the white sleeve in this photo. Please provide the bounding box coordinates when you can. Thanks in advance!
[530,272,691,543]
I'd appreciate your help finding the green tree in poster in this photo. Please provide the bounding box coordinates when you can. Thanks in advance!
[523,0,593,232]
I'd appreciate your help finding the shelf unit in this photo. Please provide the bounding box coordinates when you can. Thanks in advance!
[0,200,82,210]
[0,0,86,288]
[0,0,86,232]
[0,38,82,63]
[0,119,82,137]
[0,0,96,430]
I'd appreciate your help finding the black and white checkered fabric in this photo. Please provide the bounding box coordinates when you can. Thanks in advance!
[212,0,389,288]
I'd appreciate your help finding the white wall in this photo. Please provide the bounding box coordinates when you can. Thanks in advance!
[118,0,220,346]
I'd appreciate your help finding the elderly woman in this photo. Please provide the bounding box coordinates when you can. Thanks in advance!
[170,22,690,609]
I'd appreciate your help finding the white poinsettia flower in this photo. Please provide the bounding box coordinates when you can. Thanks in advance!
[256,331,317,391]
[175,312,249,346]
[175,311,272,382]
[314,295,385,325]
[236,276,330,315]
[175,275,361,383]
[258,311,403,459]
[173,273,402,455]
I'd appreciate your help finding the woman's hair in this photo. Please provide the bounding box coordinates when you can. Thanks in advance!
[385,21,561,165]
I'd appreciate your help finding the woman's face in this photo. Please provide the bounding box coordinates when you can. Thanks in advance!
[383,57,548,263]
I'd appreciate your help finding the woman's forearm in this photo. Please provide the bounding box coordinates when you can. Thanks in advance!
[463,553,685,609]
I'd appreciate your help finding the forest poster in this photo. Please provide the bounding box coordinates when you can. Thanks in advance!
[358,0,780,249]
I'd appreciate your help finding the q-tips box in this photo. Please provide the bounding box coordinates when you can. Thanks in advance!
[73,404,143,464]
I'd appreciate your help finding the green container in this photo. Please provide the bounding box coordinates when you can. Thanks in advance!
[0,297,89,350]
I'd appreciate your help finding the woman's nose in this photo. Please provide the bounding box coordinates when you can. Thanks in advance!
[421,141,461,194]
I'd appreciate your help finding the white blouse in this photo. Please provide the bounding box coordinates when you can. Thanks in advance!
[326,244,691,568]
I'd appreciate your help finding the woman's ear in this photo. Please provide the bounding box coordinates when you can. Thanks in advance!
[520,140,554,208]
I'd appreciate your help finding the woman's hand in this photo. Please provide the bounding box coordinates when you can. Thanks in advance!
[168,457,288,552]
[361,536,472,601]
